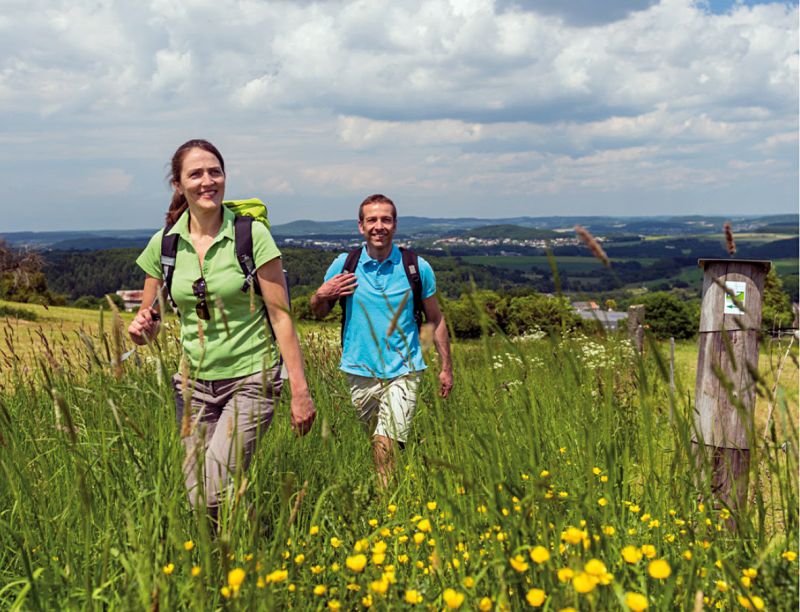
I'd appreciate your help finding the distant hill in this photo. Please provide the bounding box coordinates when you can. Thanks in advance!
[2,213,795,247]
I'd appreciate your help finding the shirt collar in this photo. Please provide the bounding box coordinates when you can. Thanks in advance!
[359,243,401,266]
[167,205,235,246]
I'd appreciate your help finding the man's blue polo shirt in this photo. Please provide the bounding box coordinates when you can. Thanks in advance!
[324,244,436,379]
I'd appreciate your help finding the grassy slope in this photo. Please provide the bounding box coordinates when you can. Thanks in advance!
[0,303,797,610]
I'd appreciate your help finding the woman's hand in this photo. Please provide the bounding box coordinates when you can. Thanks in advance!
[290,388,316,436]
[128,306,160,345]
[257,258,317,437]
[128,275,163,345]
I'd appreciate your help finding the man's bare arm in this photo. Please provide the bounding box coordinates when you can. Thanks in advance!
[422,295,453,398]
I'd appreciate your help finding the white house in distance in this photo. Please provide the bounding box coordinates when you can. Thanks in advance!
[571,301,628,330]
[116,290,143,312]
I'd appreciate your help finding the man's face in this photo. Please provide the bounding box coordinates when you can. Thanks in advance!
[358,202,396,251]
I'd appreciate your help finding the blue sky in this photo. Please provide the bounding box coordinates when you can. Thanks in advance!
[1,0,797,231]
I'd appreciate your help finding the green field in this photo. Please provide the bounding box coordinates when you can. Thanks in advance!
[0,302,797,610]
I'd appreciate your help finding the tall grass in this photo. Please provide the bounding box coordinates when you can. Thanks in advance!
[0,306,796,610]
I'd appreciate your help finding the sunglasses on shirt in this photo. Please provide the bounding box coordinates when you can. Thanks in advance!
[192,277,211,321]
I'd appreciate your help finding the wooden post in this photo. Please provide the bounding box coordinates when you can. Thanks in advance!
[627,304,645,353]
[693,258,770,516]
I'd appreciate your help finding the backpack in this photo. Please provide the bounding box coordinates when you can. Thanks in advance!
[159,198,286,315]
[339,246,425,345]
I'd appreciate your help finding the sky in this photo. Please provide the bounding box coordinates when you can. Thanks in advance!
[1,0,798,231]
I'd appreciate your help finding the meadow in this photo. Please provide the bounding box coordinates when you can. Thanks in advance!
[0,300,797,611]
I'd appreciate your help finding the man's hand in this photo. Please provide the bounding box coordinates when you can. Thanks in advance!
[316,273,358,301]
[438,368,453,398]
[290,389,316,436]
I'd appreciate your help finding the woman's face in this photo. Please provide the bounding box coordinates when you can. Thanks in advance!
[174,147,225,213]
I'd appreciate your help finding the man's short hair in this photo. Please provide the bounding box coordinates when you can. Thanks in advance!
[358,194,397,221]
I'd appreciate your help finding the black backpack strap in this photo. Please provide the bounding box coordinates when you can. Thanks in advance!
[234,215,262,296]
[400,247,425,330]
[160,223,179,309]
[339,247,362,346]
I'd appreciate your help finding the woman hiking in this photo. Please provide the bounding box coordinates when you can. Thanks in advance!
[127,139,315,521]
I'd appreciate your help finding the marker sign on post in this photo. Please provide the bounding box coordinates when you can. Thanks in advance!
[724,281,746,315]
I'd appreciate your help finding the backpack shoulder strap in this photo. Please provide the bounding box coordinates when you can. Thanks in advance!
[400,247,425,329]
[160,223,179,308]
[234,215,262,296]
[339,247,362,346]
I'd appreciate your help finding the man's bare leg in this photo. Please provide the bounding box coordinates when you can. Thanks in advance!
[372,434,395,488]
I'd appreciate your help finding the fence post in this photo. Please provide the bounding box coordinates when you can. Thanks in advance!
[627,304,645,353]
[692,258,770,517]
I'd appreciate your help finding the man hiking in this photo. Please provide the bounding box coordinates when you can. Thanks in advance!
[311,194,453,486]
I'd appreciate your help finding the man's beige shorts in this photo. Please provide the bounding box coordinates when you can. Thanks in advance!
[346,372,422,443]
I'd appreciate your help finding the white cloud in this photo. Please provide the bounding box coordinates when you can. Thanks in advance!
[76,168,134,197]
[0,0,797,229]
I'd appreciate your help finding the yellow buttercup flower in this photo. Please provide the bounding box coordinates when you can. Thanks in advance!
[294,554,305,565]
[648,559,671,579]
[443,588,465,609]
[602,525,616,536]
[191,566,201,577]
[561,527,585,545]
[625,592,648,611]
[463,576,475,588]
[530,546,550,564]
[362,594,373,607]
[742,568,758,579]
[526,588,546,607]
[557,567,574,583]
[592,467,602,475]
[162,563,174,575]
[598,497,608,507]
[572,572,598,594]
[478,596,493,611]
[220,586,231,598]
[265,569,288,583]
[641,544,656,559]
[370,579,389,595]
[510,554,530,573]
[417,519,432,533]
[622,546,643,564]
[740,576,752,588]
[584,559,606,577]
[404,589,423,604]
[314,585,327,596]
[183,540,194,551]
[368,519,378,527]
[354,539,369,552]
[228,568,246,589]
[346,554,367,573]
[387,504,397,514]
[327,600,341,610]
[715,580,728,592]
[427,501,437,511]
[311,565,324,574]
[782,551,798,561]
[372,541,387,554]
[414,532,426,545]
[737,595,765,610]
[309,525,320,535]
[330,537,342,548]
